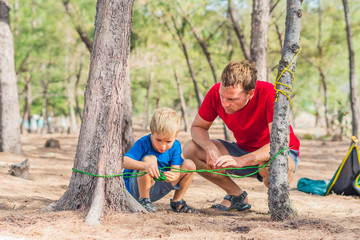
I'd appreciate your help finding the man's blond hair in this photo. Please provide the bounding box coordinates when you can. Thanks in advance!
[150,107,180,137]
[220,60,257,92]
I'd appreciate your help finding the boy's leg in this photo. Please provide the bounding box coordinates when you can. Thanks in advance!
[171,159,196,201]
[137,155,157,199]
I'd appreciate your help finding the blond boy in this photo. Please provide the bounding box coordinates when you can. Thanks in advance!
[123,107,195,213]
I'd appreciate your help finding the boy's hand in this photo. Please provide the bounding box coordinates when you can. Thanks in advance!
[144,161,160,179]
[163,171,180,182]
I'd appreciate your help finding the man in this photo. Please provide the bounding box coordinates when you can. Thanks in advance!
[183,60,300,211]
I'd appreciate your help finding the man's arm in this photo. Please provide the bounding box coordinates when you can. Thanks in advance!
[191,114,221,168]
[215,123,273,168]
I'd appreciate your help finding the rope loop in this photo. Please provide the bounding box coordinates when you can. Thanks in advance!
[274,47,302,105]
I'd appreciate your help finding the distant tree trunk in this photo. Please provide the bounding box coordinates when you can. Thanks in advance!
[75,48,84,123]
[144,70,154,130]
[275,24,283,51]
[63,0,93,53]
[40,80,50,134]
[316,0,330,134]
[46,0,143,225]
[165,18,203,107]
[0,0,23,154]
[342,0,360,139]
[20,74,32,134]
[174,70,189,132]
[268,0,302,220]
[228,0,251,61]
[250,0,270,81]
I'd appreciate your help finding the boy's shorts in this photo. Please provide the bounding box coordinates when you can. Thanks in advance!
[218,139,299,182]
[128,170,180,202]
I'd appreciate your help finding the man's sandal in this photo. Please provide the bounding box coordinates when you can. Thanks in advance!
[211,191,251,212]
[170,199,194,213]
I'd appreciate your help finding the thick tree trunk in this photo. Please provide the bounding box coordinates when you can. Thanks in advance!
[0,0,23,154]
[47,0,143,225]
[342,0,360,139]
[174,70,189,133]
[228,0,251,61]
[268,0,302,221]
[250,0,270,81]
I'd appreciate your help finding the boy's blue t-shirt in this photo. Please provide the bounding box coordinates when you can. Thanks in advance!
[123,134,184,193]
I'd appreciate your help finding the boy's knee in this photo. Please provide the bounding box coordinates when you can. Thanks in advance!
[143,155,157,163]
[181,159,196,170]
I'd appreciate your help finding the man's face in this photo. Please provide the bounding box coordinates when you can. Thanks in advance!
[219,84,254,114]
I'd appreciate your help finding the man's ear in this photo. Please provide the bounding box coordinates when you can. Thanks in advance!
[247,89,255,100]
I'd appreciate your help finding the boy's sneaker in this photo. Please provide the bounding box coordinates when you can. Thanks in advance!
[138,198,157,213]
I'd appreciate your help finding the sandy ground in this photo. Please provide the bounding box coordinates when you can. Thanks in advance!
[0,125,360,240]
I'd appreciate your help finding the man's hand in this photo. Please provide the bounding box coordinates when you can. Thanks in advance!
[215,155,239,169]
[205,148,221,169]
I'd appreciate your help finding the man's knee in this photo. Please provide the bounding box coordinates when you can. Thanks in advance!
[183,140,198,159]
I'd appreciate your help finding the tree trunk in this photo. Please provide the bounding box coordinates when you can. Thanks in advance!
[342,0,360,139]
[250,0,270,81]
[316,0,330,135]
[63,0,93,53]
[40,80,50,134]
[228,0,251,61]
[174,70,189,133]
[75,47,84,123]
[144,70,154,130]
[20,74,32,134]
[165,18,203,108]
[268,0,302,221]
[0,0,23,154]
[46,0,143,225]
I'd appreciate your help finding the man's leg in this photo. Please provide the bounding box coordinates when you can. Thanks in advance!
[259,155,296,187]
[183,139,248,208]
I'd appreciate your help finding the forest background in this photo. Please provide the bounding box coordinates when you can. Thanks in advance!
[9,0,360,138]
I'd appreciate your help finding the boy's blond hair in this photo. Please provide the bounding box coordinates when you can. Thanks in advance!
[150,107,180,137]
[220,60,257,93]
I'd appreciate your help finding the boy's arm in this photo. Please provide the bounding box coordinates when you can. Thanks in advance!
[163,165,181,182]
[123,156,160,178]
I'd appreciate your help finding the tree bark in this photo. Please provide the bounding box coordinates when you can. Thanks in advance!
[250,0,270,81]
[0,0,23,154]
[46,0,143,225]
[342,0,360,139]
[174,70,189,133]
[268,0,302,221]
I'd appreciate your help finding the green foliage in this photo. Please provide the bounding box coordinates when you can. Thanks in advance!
[8,0,360,129]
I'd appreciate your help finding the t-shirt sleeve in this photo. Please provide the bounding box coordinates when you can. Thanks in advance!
[124,138,146,161]
[170,141,184,166]
[265,85,276,123]
[198,85,218,122]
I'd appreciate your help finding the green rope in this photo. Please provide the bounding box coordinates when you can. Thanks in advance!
[72,146,290,181]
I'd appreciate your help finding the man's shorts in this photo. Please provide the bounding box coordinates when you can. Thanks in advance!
[218,139,299,182]
[128,170,180,202]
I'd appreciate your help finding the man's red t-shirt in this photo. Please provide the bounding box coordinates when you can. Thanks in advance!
[198,81,300,154]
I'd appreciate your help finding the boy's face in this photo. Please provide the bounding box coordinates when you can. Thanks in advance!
[150,132,176,153]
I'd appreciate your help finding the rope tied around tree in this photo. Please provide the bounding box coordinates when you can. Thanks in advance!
[274,47,302,106]
[72,147,290,181]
